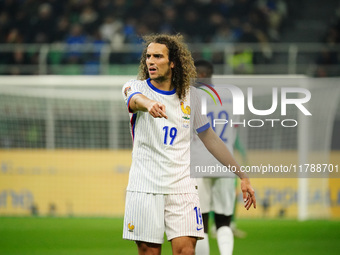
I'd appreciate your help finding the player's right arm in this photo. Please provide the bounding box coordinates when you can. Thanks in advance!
[129,94,168,119]
[122,80,167,119]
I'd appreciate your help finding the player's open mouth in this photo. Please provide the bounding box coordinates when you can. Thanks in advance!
[149,67,157,74]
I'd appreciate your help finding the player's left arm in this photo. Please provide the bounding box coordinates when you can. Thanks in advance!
[198,127,256,210]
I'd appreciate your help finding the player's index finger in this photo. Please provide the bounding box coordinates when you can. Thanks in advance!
[159,109,168,119]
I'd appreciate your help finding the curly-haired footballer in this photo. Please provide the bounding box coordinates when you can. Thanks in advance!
[122,34,256,255]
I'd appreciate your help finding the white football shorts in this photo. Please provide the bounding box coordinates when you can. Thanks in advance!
[123,191,204,244]
[197,177,236,215]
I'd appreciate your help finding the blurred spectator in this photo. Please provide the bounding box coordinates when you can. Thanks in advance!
[123,23,148,63]
[248,8,268,39]
[63,23,87,64]
[229,17,244,41]
[323,26,340,45]
[316,48,338,66]
[30,3,56,43]
[211,23,236,43]
[0,0,18,18]
[0,12,11,43]
[99,15,124,47]
[140,10,162,34]
[239,22,260,43]
[97,0,115,18]
[207,0,233,17]
[13,9,30,42]
[123,16,137,44]
[6,28,23,44]
[256,0,288,41]
[54,16,71,42]
[227,46,254,74]
[239,22,273,64]
[6,47,31,75]
[112,0,128,20]
[315,3,340,77]
[79,5,99,35]
[126,0,145,21]
[83,29,105,75]
[230,0,254,19]
[181,8,202,42]
[205,12,226,42]
[160,6,179,34]
[314,48,339,77]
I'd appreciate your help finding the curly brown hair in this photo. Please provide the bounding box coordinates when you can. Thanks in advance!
[138,34,196,100]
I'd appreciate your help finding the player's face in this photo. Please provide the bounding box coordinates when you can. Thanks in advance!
[146,43,174,83]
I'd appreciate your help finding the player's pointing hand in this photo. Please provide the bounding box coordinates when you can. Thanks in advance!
[148,101,168,119]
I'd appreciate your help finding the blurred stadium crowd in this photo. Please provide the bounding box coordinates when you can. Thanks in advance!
[315,2,340,77]
[0,0,339,76]
[0,0,289,44]
[0,0,292,71]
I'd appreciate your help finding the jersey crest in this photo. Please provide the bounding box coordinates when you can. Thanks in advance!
[180,100,190,119]
[180,99,190,128]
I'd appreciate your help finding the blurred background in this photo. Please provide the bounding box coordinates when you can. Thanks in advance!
[0,0,340,254]
[0,0,340,76]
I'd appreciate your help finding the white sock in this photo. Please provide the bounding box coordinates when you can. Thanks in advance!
[217,226,234,255]
[195,233,209,255]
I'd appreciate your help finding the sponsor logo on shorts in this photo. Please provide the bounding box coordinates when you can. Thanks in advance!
[194,207,203,231]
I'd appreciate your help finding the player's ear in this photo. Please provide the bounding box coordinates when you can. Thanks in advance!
[170,61,175,69]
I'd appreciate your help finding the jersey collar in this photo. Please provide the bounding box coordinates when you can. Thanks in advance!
[147,78,176,95]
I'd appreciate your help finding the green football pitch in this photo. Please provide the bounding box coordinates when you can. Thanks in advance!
[0,217,339,255]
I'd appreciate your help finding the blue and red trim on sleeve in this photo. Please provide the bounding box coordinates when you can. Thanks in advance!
[130,113,138,141]
[127,92,142,113]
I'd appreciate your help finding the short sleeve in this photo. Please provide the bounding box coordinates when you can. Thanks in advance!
[122,80,144,113]
[190,86,210,134]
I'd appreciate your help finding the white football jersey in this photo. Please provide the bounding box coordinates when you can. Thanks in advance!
[122,79,209,194]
